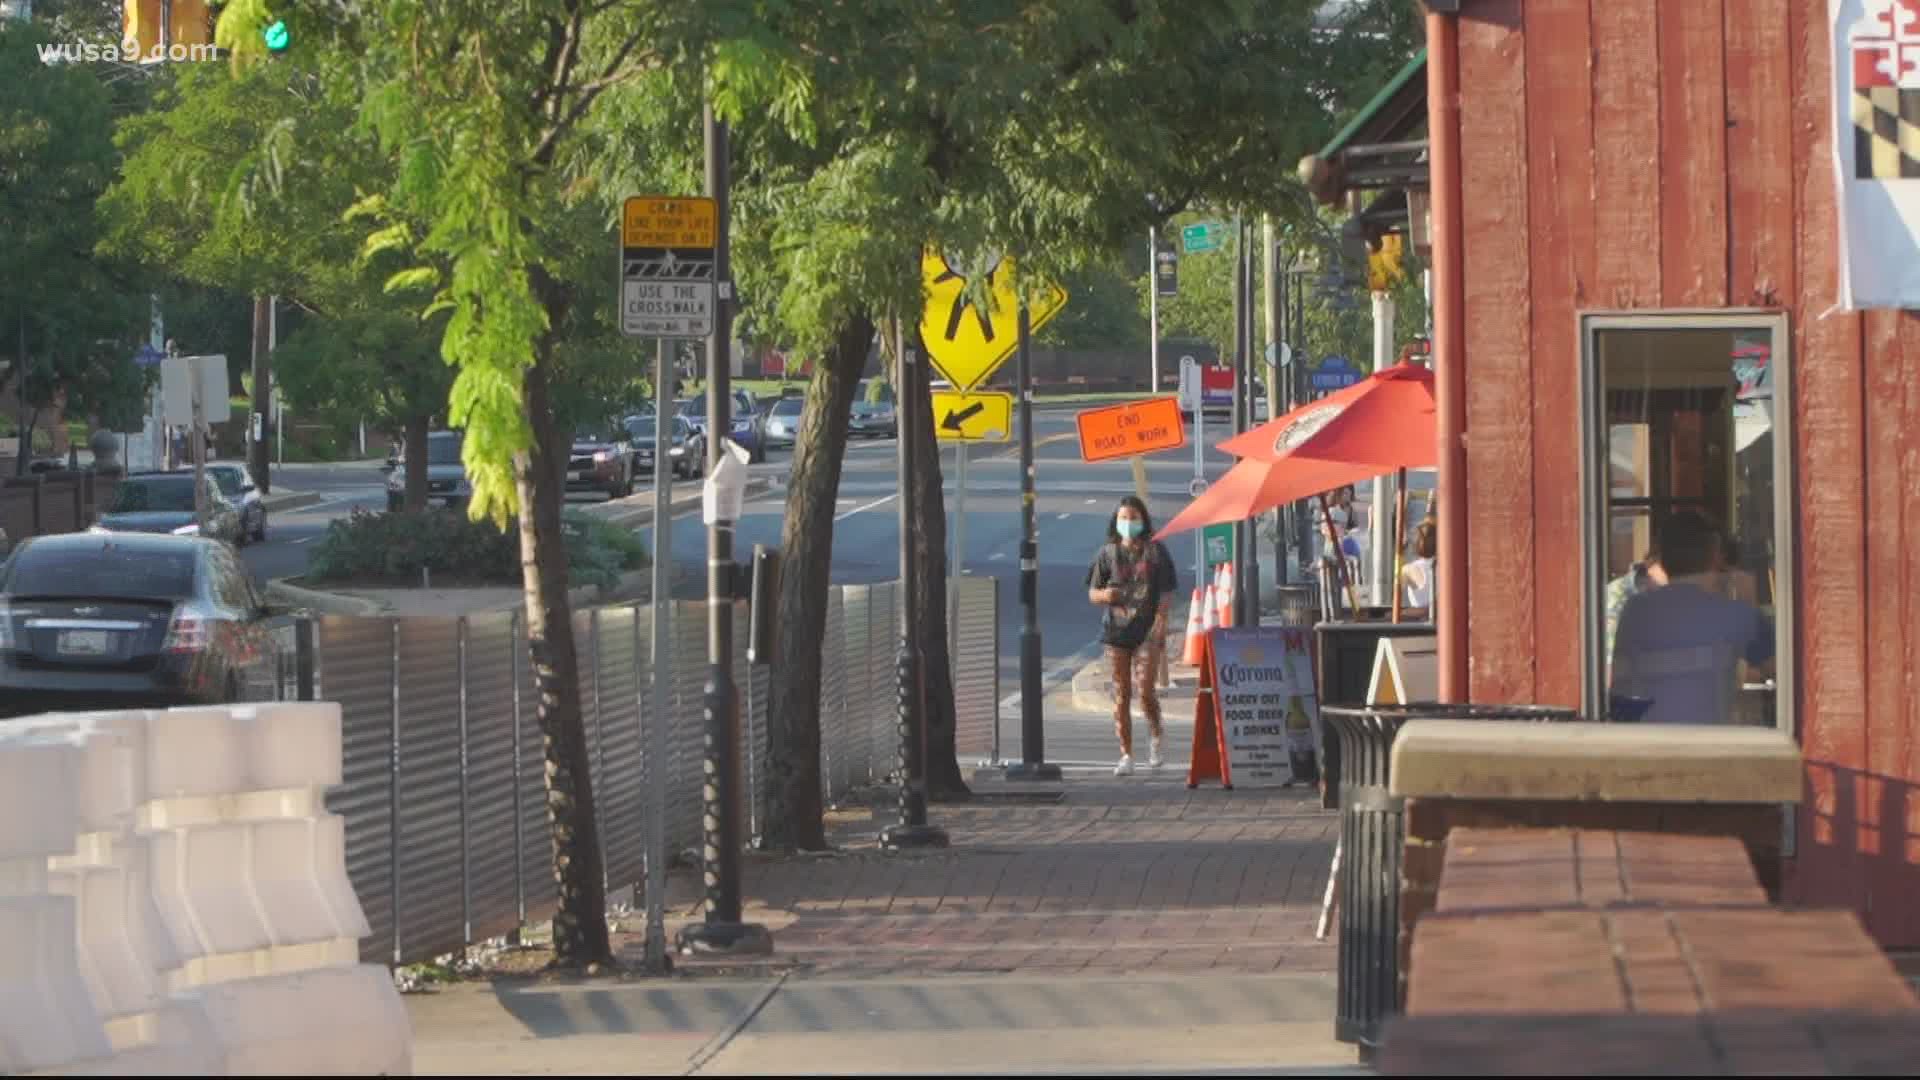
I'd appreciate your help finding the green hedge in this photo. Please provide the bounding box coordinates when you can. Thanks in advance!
[308,507,647,589]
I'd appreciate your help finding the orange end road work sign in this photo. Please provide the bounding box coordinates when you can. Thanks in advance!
[1075,396,1187,463]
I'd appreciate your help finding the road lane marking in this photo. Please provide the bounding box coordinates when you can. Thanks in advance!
[290,536,314,545]
[998,635,1107,715]
[834,492,899,522]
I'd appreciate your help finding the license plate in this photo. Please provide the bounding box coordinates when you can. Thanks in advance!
[59,630,111,656]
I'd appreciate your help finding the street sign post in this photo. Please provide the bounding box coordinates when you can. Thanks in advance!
[620,196,717,340]
[1181,222,1226,254]
[1203,521,1237,570]
[1074,397,1186,463]
[1310,354,1362,392]
[919,249,1066,391]
[1155,243,1179,297]
[931,389,1014,443]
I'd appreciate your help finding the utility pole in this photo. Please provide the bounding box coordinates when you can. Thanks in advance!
[250,295,272,493]
[881,318,947,849]
[677,103,770,956]
[1231,215,1255,626]
[1148,226,1160,394]
[1005,303,1061,781]
[1263,218,1284,585]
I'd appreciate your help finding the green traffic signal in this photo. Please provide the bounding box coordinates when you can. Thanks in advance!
[263,19,290,52]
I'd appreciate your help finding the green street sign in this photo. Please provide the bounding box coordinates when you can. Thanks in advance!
[1203,522,1236,568]
[1181,223,1226,254]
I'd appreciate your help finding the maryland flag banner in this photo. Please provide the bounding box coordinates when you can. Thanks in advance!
[1835,0,1920,307]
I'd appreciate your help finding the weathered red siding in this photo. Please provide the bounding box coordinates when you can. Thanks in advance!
[1447,0,1920,948]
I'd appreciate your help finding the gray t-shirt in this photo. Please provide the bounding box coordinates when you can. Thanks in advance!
[1610,582,1773,725]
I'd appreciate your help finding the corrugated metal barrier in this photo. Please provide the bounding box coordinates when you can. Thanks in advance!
[289,580,992,965]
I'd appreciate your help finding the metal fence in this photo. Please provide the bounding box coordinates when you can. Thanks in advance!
[269,576,997,965]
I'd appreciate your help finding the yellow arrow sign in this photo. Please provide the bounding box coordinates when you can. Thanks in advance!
[932,390,1014,443]
[919,250,1068,392]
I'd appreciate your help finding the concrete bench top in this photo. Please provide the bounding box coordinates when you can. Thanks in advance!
[1387,719,1801,804]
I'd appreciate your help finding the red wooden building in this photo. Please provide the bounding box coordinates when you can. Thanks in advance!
[1423,0,1920,950]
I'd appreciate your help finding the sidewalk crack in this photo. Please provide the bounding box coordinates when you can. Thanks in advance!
[682,970,789,1076]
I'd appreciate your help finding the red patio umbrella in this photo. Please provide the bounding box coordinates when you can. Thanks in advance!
[1218,361,1435,468]
[1156,452,1396,540]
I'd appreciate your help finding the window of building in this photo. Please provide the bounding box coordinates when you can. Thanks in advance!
[1579,313,1793,735]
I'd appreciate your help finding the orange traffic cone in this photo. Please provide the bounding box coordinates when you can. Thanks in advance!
[1201,583,1220,634]
[1217,563,1235,628]
[1180,588,1207,666]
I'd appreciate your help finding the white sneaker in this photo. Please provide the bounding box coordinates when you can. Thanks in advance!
[1114,754,1134,777]
[1149,738,1164,769]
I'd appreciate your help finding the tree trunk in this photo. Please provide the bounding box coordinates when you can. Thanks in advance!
[518,280,613,970]
[763,313,875,852]
[249,295,272,493]
[903,331,969,801]
[403,413,430,512]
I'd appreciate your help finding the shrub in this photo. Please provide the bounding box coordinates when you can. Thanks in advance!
[308,507,647,589]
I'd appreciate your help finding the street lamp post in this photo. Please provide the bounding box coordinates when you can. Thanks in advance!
[881,319,948,850]
[676,104,770,957]
[1005,303,1061,782]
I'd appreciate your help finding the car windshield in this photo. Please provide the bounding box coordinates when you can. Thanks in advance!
[110,476,197,513]
[574,423,619,443]
[2,542,197,600]
[773,399,803,417]
[427,435,463,465]
[627,418,657,439]
[205,467,245,497]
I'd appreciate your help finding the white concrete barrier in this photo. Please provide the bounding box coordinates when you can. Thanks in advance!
[0,703,411,1076]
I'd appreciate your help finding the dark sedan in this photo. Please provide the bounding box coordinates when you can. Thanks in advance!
[626,415,706,479]
[99,472,243,547]
[0,532,278,718]
[849,398,897,439]
[566,422,636,499]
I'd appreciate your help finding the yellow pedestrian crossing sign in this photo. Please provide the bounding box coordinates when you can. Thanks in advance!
[932,390,1014,443]
[919,249,1067,392]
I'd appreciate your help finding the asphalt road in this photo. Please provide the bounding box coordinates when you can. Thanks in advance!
[652,408,1247,757]
[241,406,1263,764]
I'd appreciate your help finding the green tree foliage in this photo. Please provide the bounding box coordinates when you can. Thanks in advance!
[0,22,152,462]
[214,0,738,969]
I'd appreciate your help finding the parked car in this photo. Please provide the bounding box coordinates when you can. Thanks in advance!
[0,532,278,717]
[385,430,471,511]
[190,462,267,544]
[98,472,243,547]
[566,419,636,499]
[849,397,897,439]
[677,390,767,463]
[762,396,805,449]
[625,414,706,479]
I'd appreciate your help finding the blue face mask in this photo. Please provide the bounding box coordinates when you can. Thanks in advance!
[1117,519,1144,540]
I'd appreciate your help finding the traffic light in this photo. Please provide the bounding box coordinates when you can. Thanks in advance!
[263,18,290,53]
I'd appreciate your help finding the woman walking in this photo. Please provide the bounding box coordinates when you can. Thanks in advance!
[1085,495,1179,776]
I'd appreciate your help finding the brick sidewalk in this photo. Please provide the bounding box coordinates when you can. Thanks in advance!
[624,773,1338,979]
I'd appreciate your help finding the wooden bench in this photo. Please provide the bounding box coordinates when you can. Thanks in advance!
[1379,828,1920,1075]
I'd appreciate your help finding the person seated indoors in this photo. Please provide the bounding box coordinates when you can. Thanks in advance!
[1609,511,1775,725]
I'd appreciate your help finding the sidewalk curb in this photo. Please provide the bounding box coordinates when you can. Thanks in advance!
[589,476,775,530]
[260,490,323,513]
[265,576,386,616]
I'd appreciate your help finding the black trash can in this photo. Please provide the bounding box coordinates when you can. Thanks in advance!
[1313,621,1436,809]
[1322,701,1581,1050]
